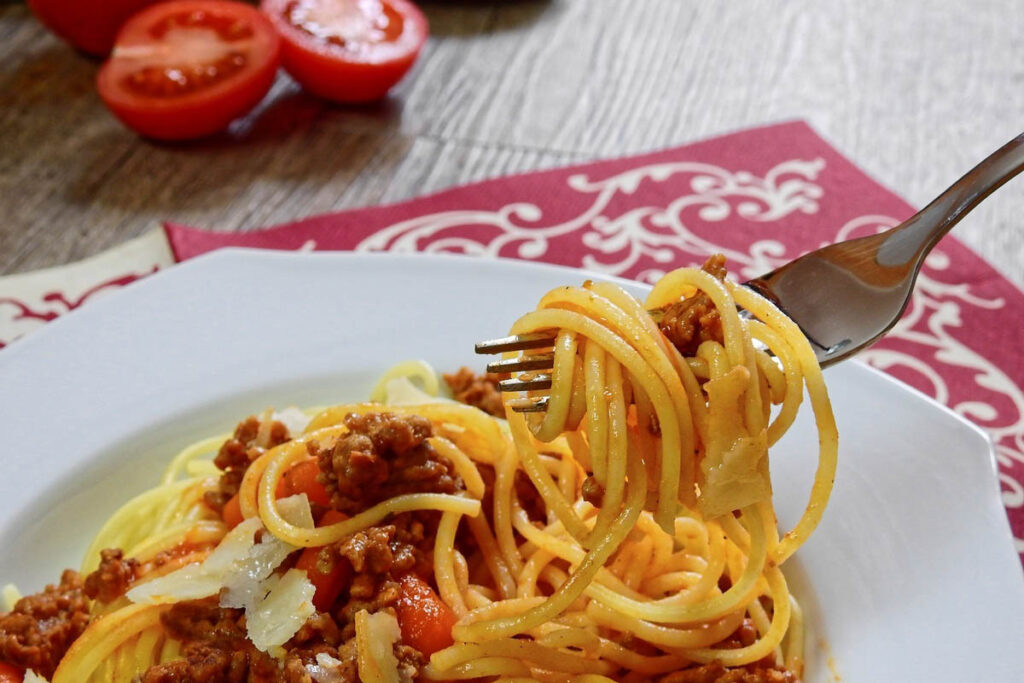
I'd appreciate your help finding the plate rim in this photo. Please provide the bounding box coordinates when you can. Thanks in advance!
[1,248,1020,678]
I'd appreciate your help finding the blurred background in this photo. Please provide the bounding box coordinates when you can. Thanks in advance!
[2,0,1022,284]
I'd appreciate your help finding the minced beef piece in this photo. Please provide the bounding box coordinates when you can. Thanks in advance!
[329,513,435,641]
[393,642,423,683]
[142,599,345,683]
[205,416,291,513]
[337,524,421,578]
[309,633,420,683]
[581,476,605,506]
[312,412,461,515]
[659,254,728,357]
[0,570,91,678]
[659,660,799,683]
[335,578,403,642]
[443,367,506,417]
[84,548,139,603]
[723,618,759,648]
[159,599,247,647]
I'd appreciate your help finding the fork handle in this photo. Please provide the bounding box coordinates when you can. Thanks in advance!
[878,132,1024,267]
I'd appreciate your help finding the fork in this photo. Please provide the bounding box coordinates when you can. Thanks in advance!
[476,132,1024,412]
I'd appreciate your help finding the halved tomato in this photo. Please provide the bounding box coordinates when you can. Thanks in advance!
[260,0,428,103]
[97,1,281,140]
[28,0,167,56]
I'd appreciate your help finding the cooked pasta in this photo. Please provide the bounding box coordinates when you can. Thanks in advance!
[0,258,836,683]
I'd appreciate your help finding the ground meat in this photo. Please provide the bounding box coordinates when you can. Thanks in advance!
[137,644,253,683]
[659,660,799,683]
[84,548,139,603]
[443,367,506,417]
[335,578,403,642]
[659,254,729,357]
[304,634,420,683]
[312,412,461,515]
[159,600,248,648]
[393,642,424,683]
[0,570,91,678]
[205,416,291,512]
[322,637,360,682]
[329,512,434,640]
[723,618,760,649]
[581,475,605,506]
[141,599,343,683]
[337,523,421,578]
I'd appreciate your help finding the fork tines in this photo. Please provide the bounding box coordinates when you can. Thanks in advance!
[485,352,555,373]
[474,331,557,354]
[476,331,558,413]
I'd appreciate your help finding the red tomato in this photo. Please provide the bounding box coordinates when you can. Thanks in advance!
[221,492,245,529]
[295,509,351,611]
[27,0,165,56]
[97,1,281,140]
[0,662,22,683]
[395,574,456,656]
[278,459,332,507]
[260,0,428,103]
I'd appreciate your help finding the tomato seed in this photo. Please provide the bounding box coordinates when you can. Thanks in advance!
[121,50,249,97]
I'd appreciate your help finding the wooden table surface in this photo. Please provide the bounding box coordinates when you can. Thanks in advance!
[2,0,1023,284]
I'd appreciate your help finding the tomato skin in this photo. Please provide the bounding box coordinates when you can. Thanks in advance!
[0,662,22,683]
[221,493,245,529]
[27,0,165,56]
[97,1,281,141]
[278,459,332,507]
[295,510,351,611]
[260,0,428,103]
[395,574,457,657]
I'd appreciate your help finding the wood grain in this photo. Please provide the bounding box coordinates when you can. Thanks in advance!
[1,0,1022,284]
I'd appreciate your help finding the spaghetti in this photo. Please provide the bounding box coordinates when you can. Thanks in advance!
[0,259,837,683]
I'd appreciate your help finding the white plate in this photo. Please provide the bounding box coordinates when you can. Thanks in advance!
[1,251,1021,680]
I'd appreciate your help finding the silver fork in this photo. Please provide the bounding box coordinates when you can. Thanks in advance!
[476,132,1024,412]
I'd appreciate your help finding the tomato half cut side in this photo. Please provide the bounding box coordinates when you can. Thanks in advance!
[260,0,428,103]
[97,1,281,141]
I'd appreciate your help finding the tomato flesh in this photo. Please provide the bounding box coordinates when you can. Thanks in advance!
[286,0,405,48]
[395,574,457,657]
[97,1,281,140]
[0,661,23,683]
[261,0,428,103]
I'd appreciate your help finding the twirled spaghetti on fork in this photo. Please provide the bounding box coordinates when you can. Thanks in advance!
[0,257,836,683]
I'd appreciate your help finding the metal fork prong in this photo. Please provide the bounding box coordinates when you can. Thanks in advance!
[499,374,553,392]
[475,332,556,354]
[486,353,555,373]
[508,396,550,413]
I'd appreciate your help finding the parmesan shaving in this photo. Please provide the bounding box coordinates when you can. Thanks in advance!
[23,672,49,683]
[221,495,312,610]
[126,491,318,654]
[698,365,771,518]
[355,609,402,683]
[275,407,312,436]
[277,493,315,529]
[126,517,262,604]
[246,569,316,656]
[306,653,348,683]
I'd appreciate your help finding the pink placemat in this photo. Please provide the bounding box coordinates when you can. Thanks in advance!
[3,121,1022,561]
